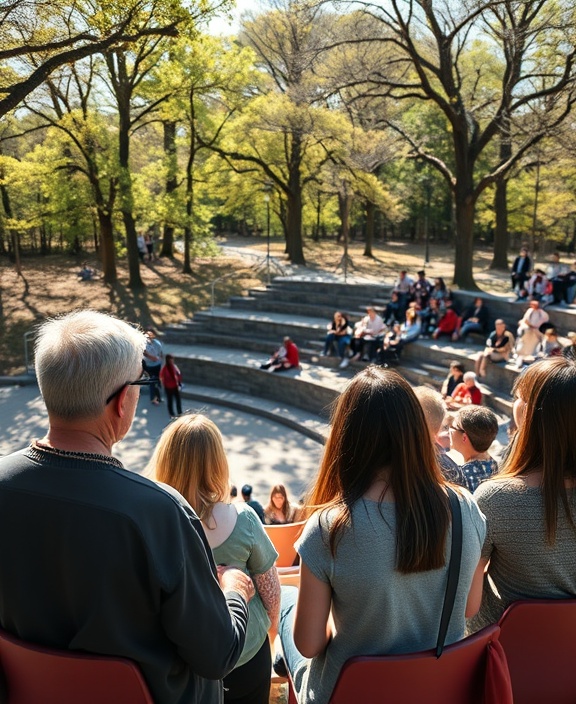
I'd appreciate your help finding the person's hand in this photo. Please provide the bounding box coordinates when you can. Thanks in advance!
[217,566,255,603]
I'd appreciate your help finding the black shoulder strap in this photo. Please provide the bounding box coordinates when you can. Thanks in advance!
[436,487,463,658]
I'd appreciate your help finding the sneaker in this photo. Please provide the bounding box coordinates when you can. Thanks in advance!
[339,358,350,369]
[152,399,160,405]
[351,353,361,362]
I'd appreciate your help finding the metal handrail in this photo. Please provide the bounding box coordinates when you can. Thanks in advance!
[23,330,36,375]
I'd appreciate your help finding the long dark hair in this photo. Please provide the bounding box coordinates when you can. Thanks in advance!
[502,357,576,543]
[307,366,450,573]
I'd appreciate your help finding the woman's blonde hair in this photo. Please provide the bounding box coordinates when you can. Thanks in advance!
[148,414,230,523]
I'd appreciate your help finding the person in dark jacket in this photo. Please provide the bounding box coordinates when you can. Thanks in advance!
[0,310,254,704]
[511,246,532,295]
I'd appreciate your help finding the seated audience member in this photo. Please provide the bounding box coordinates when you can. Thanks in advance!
[441,361,465,399]
[420,297,442,337]
[0,311,253,704]
[511,245,532,296]
[400,307,422,344]
[469,357,576,632]
[525,269,549,301]
[514,299,549,368]
[77,262,95,281]
[449,407,499,493]
[350,306,386,363]
[277,367,485,704]
[394,270,414,309]
[563,261,576,305]
[412,270,432,309]
[413,386,463,484]
[149,414,280,704]
[452,297,490,342]
[546,251,569,304]
[430,277,451,306]
[265,484,296,525]
[431,300,459,340]
[475,319,515,378]
[446,371,482,409]
[535,327,563,359]
[241,484,266,523]
[377,322,404,364]
[322,311,352,363]
[260,336,300,372]
[562,331,576,361]
[383,290,406,327]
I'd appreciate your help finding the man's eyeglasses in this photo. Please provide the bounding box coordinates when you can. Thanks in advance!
[106,371,155,405]
[449,425,465,434]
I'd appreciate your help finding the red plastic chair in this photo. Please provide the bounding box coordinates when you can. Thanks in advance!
[0,628,154,704]
[498,598,576,704]
[288,624,504,704]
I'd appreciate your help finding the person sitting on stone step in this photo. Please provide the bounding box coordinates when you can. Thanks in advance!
[260,336,300,372]
[349,306,386,364]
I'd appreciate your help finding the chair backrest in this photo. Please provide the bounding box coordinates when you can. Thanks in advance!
[328,624,501,704]
[498,598,576,704]
[263,520,306,567]
[0,628,154,704]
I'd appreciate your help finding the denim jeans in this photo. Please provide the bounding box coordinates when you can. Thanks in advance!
[323,334,352,358]
[143,362,162,401]
[278,586,308,692]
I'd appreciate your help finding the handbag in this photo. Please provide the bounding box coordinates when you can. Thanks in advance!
[436,488,513,704]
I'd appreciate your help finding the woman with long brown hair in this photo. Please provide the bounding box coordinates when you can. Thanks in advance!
[277,367,486,704]
[470,357,576,631]
[264,484,296,525]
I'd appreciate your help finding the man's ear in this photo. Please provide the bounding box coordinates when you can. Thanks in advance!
[114,385,130,418]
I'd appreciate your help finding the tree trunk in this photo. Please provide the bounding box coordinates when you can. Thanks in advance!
[490,122,512,270]
[115,55,143,290]
[453,189,478,290]
[490,178,510,269]
[286,132,305,264]
[98,208,117,284]
[160,119,177,258]
[364,201,375,257]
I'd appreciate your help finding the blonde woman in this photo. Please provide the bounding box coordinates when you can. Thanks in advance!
[148,414,281,704]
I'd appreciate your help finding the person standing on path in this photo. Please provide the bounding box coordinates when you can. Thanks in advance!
[159,354,183,418]
[143,328,164,404]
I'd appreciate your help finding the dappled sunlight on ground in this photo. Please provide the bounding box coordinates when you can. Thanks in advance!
[0,386,322,502]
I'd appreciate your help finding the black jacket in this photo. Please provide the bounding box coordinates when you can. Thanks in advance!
[0,445,248,704]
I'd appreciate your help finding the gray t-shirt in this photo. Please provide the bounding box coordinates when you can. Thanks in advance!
[469,478,576,631]
[293,492,486,704]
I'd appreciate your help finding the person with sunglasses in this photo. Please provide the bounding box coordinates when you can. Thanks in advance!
[0,310,254,704]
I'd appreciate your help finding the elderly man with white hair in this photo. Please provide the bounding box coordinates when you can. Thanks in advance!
[0,310,254,704]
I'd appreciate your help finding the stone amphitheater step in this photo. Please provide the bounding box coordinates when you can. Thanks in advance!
[180,384,329,444]
[400,338,520,397]
[229,296,370,322]
[245,284,391,313]
[162,276,576,418]
[190,308,329,345]
[164,343,354,417]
